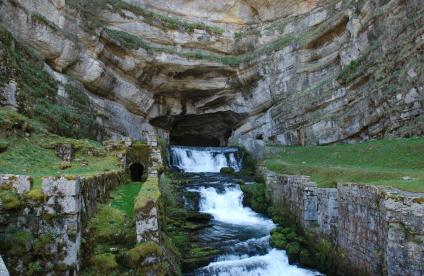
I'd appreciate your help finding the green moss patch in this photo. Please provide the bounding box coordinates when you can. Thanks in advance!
[87,205,134,243]
[134,177,161,211]
[126,241,162,268]
[0,190,21,209]
[266,137,424,192]
[240,182,270,214]
[110,182,141,217]
[1,228,32,257]
[25,188,45,202]
[90,253,118,273]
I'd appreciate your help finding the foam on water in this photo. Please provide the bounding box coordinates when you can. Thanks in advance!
[171,146,321,276]
[170,146,241,173]
[194,186,275,230]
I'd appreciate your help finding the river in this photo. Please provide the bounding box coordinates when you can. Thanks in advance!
[170,146,321,276]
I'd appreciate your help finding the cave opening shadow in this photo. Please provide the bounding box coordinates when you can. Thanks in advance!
[130,163,144,182]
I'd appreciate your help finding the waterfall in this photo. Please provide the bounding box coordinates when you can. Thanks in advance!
[169,146,241,173]
[189,184,319,276]
[193,186,275,229]
[171,146,320,276]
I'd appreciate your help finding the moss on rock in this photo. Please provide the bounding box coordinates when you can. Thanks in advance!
[87,205,134,243]
[25,188,45,202]
[0,190,22,209]
[126,241,162,268]
[90,253,118,272]
[134,177,161,211]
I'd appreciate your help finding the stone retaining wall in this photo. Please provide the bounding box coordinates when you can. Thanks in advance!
[135,176,161,243]
[0,255,9,276]
[0,171,125,275]
[264,171,424,276]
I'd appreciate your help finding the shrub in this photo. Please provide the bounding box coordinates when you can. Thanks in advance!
[240,182,269,214]
[87,205,133,243]
[0,190,21,209]
[219,167,235,175]
[3,229,32,256]
[126,241,162,267]
[337,59,361,84]
[90,253,118,272]
[33,234,54,255]
[27,261,44,275]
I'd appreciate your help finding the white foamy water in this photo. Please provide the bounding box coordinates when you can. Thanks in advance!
[195,186,275,230]
[193,184,319,276]
[203,249,316,276]
[170,146,241,173]
[171,146,321,276]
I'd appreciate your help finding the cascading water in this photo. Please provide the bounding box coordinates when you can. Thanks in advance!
[170,146,241,173]
[171,147,320,276]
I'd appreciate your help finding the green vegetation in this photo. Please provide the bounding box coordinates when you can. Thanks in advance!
[337,59,361,84]
[110,182,141,217]
[33,234,54,255]
[240,182,270,214]
[0,190,21,209]
[64,84,90,107]
[24,188,45,202]
[90,253,118,273]
[0,228,32,257]
[266,138,424,192]
[0,108,121,187]
[219,167,235,175]
[104,27,296,65]
[82,179,174,275]
[0,24,104,140]
[134,177,161,211]
[87,205,134,243]
[158,172,217,272]
[126,241,162,268]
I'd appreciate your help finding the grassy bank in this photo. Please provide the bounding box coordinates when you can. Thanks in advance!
[0,108,121,188]
[265,138,424,192]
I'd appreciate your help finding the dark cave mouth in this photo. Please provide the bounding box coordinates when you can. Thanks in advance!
[130,163,144,181]
[150,111,246,147]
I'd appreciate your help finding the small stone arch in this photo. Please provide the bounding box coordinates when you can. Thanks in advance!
[130,163,144,182]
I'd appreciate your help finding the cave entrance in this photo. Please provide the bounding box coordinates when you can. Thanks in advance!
[150,111,247,147]
[130,163,144,182]
[171,134,222,147]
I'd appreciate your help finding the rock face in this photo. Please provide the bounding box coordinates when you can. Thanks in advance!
[264,171,424,276]
[0,255,9,276]
[0,172,125,275]
[1,0,422,148]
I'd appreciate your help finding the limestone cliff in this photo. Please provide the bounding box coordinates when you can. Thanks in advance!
[0,0,422,150]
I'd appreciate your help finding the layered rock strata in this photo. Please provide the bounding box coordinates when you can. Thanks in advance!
[0,0,421,148]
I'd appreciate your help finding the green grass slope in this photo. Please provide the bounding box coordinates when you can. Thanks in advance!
[265,138,424,192]
[0,108,121,188]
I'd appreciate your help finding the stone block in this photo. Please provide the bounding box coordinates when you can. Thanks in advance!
[0,174,32,194]
[42,176,80,197]
[58,196,80,214]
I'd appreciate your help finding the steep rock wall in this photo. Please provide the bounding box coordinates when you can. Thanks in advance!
[0,171,125,275]
[0,0,422,146]
[264,171,424,275]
